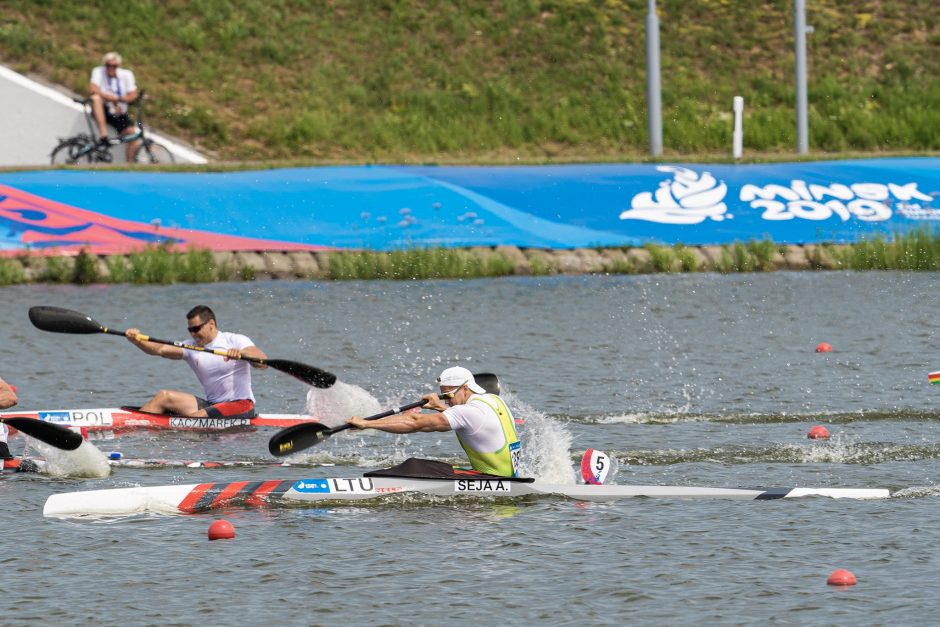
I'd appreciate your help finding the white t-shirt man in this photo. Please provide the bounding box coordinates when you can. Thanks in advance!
[180,332,256,403]
[89,65,137,114]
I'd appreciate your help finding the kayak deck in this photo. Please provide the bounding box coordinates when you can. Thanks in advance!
[0,407,321,432]
[42,476,892,517]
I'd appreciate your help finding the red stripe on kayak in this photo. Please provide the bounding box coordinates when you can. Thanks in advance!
[245,480,294,507]
[178,483,215,513]
[245,480,289,507]
[209,481,251,508]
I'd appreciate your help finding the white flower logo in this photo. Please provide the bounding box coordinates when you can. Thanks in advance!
[620,166,730,224]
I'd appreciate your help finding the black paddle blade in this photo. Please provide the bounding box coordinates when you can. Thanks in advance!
[268,422,332,456]
[473,372,500,395]
[265,359,336,388]
[2,417,83,451]
[29,306,103,334]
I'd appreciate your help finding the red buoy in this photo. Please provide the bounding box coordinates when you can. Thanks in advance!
[827,569,857,586]
[815,342,833,353]
[807,425,830,440]
[208,519,235,540]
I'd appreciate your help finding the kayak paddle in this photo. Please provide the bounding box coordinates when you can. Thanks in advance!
[1,417,83,451]
[269,399,430,456]
[268,372,501,456]
[28,306,336,389]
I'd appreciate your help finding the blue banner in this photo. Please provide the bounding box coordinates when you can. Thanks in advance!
[1,158,937,252]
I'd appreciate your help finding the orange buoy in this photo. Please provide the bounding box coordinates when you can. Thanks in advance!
[827,569,857,586]
[815,342,833,353]
[807,425,830,440]
[208,519,235,540]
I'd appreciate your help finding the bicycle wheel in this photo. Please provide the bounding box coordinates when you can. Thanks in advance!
[132,141,175,164]
[50,138,93,165]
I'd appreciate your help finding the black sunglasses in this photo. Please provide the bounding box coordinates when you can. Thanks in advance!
[188,320,209,333]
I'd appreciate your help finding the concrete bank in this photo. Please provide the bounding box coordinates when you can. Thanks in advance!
[2,244,853,283]
[198,244,847,278]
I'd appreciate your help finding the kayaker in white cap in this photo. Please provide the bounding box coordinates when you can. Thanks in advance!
[348,366,521,477]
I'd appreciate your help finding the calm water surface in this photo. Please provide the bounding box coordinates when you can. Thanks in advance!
[3,272,940,625]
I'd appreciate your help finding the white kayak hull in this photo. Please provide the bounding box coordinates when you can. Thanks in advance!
[42,476,891,517]
[0,407,321,432]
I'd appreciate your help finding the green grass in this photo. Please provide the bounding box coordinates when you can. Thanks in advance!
[327,247,514,280]
[0,258,26,286]
[1,0,937,163]
[108,246,229,283]
[834,227,940,270]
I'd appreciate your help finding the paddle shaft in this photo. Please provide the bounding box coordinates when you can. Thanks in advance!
[106,327,268,368]
[324,399,429,438]
[269,396,445,456]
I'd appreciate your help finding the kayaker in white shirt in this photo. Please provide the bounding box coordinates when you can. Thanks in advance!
[125,305,267,418]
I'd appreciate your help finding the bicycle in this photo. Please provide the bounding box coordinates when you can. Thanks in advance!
[50,90,175,165]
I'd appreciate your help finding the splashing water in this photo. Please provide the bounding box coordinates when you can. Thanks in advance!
[304,380,383,428]
[509,393,575,483]
[29,440,110,478]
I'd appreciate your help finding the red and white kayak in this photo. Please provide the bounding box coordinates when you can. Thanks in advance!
[42,476,892,517]
[0,406,321,433]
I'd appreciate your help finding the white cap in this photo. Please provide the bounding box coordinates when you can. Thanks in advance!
[437,366,485,394]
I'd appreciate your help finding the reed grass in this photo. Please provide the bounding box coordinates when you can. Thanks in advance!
[0,258,26,286]
[674,244,699,273]
[327,247,514,280]
[834,227,940,270]
[645,243,676,273]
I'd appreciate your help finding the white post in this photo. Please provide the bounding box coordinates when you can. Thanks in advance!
[794,0,810,154]
[645,0,663,157]
[732,96,744,159]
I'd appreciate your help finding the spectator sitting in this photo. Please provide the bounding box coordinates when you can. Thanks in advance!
[89,51,140,160]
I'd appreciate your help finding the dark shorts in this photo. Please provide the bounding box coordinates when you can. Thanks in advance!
[105,111,134,133]
[196,397,256,420]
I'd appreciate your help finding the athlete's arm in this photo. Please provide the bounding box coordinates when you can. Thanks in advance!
[0,378,17,409]
[239,344,267,369]
[125,328,184,360]
[348,410,451,434]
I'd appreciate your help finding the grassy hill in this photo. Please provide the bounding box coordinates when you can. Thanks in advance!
[1,0,937,163]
